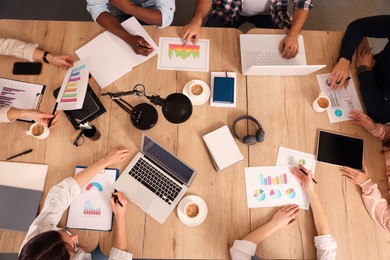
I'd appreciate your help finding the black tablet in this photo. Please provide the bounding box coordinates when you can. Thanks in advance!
[53,85,106,129]
[316,130,364,169]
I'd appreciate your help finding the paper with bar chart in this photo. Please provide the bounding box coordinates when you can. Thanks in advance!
[276,146,316,173]
[0,77,44,110]
[245,166,309,210]
[67,167,118,231]
[56,58,90,111]
[316,73,363,123]
[157,37,209,71]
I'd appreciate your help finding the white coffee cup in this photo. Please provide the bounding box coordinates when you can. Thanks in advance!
[188,83,204,100]
[184,202,200,218]
[26,123,50,139]
[312,92,331,112]
[183,80,210,106]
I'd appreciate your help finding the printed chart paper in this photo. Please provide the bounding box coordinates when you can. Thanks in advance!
[276,146,316,173]
[157,37,209,72]
[245,166,309,210]
[56,58,90,110]
[67,167,117,231]
[316,73,363,123]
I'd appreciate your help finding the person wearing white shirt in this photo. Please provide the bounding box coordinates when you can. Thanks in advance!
[230,166,337,260]
[86,0,175,56]
[19,148,131,260]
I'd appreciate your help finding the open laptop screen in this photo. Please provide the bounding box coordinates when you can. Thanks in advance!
[142,135,196,185]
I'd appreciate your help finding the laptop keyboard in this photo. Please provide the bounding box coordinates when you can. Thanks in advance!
[243,51,301,67]
[128,158,182,205]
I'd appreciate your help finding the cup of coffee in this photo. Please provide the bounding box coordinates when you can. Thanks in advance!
[26,123,50,139]
[189,84,204,98]
[312,92,331,112]
[184,202,200,218]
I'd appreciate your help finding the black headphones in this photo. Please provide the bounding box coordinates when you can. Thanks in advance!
[232,115,265,145]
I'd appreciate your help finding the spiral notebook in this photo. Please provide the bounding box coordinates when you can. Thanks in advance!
[0,161,48,232]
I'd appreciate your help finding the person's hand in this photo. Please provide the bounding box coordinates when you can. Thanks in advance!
[349,110,377,132]
[110,0,133,14]
[270,204,300,229]
[340,165,369,185]
[279,32,299,59]
[128,35,154,56]
[328,58,350,90]
[26,110,59,127]
[110,192,128,217]
[47,54,75,68]
[180,19,202,45]
[292,165,315,194]
[355,45,374,69]
[105,147,130,165]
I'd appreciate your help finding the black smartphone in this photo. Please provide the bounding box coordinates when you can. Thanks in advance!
[12,62,42,75]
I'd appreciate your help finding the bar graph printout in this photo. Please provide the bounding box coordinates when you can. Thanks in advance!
[0,78,44,110]
[157,37,209,71]
[316,73,363,123]
[245,166,309,210]
[67,167,118,231]
[56,58,90,110]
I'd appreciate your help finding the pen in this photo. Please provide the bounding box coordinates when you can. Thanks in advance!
[299,168,318,184]
[6,149,33,160]
[47,102,58,128]
[335,77,351,84]
[137,43,152,49]
[111,193,123,207]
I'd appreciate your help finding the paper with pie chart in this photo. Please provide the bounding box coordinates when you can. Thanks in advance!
[245,166,309,210]
[316,73,363,123]
[67,167,118,231]
[157,37,209,72]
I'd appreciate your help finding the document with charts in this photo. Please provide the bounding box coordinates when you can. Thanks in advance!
[316,73,363,123]
[67,167,118,231]
[245,166,309,210]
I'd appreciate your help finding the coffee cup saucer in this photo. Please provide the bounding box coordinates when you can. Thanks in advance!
[182,80,210,106]
[177,195,208,227]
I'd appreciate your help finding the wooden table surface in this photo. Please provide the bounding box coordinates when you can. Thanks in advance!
[0,20,389,259]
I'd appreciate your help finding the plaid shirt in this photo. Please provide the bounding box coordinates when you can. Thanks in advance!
[209,0,313,29]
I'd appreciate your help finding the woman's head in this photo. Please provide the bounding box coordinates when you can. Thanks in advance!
[19,230,79,260]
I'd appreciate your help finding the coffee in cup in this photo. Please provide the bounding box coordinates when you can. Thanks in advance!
[185,202,199,218]
[26,123,50,139]
[313,92,331,112]
[190,84,203,96]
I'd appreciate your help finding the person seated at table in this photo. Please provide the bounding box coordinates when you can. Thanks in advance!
[230,166,337,260]
[328,15,390,124]
[0,108,58,126]
[340,110,390,232]
[86,0,175,56]
[0,38,74,67]
[180,0,313,59]
[18,148,131,259]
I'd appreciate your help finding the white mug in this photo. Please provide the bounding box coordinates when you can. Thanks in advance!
[312,92,331,112]
[26,123,50,139]
[188,81,205,100]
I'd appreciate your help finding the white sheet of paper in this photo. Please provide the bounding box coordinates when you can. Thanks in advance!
[276,146,316,173]
[56,58,90,110]
[210,72,237,108]
[316,73,363,123]
[66,167,117,231]
[157,37,209,72]
[245,166,309,210]
[76,17,158,88]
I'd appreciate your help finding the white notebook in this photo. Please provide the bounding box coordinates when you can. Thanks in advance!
[203,125,244,171]
[75,17,158,88]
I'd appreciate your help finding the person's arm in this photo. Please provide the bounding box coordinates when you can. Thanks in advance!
[341,165,390,232]
[230,205,299,260]
[180,0,212,45]
[279,6,310,59]
[95,12,153,56]
[4,108,59,127]
[32,49,74,67]
[349,110,390,141]
[110,0,162,26]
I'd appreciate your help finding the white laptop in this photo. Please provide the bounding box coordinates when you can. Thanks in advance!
[240,34,326,76]
[114,134,197,224]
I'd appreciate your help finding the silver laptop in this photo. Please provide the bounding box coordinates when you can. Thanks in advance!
[114,134,197,224]
[240,34,326,76]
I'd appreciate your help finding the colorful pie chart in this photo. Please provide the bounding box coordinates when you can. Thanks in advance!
[86,182,103,191]
[285,188,296,199]
[270,189,282,199]
[254,189,266,201]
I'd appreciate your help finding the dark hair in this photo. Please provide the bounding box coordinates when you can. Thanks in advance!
[19,230,74,260]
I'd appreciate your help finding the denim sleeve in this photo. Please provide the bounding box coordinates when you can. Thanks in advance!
[87,0,110,21]
[155,0,175,28]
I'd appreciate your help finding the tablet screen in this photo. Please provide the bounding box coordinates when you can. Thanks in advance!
[317,131,363,169]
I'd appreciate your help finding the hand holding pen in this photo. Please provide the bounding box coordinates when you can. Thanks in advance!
[292,165,317,194]
[110,192,127,216]
[131,35,153,56]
